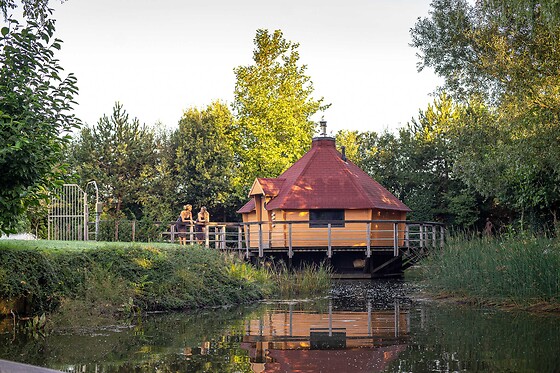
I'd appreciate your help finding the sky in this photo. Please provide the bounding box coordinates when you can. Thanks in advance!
[50,0,442,134]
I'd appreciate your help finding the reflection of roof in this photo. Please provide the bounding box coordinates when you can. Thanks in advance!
[237,137,410,214]
[241,343,407,373]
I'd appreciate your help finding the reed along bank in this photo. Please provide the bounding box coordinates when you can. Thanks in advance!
[418,235,560,310]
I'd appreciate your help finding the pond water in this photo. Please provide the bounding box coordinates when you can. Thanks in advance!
[1,280,559,372]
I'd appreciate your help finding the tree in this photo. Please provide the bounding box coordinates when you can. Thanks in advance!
[0,13,80,234]
[232,29,329,196]
[174,101,237,220]
[69,103,156,218]
[411,0,560,229]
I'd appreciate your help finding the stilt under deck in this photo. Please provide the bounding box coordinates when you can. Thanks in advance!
[169,220,445,277]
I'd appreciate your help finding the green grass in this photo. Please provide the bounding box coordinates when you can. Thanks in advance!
[0,240,332,320]
[420,235,560,308]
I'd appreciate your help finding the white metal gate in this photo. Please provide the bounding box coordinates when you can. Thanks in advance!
[48,184,89,241]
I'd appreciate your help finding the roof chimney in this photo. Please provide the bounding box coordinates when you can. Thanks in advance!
[319,119,327,137]
[341,146,347,162]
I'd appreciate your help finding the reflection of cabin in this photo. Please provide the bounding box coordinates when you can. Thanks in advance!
[237,135,411,250]
[240,302,408,373]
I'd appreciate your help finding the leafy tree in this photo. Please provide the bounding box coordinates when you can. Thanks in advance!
[174,101,237,220]
[69,103,156,218]
[0,13,80,234]
[411,0,560,229]
[232,29,329,196]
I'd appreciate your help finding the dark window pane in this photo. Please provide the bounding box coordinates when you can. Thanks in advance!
[309,209,345,228]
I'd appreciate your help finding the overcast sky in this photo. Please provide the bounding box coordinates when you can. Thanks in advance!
[50,0,441,134]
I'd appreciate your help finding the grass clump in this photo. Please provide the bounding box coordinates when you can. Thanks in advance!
[420,235,560,309]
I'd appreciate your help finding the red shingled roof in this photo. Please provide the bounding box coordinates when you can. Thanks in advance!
[237,137,410,213]
[255,178,285,197]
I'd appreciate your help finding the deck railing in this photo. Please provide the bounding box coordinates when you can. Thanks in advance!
[166,220,445,258]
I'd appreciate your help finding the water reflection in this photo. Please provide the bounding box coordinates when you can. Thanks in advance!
[242,300,408,372]
[1,280,559,373]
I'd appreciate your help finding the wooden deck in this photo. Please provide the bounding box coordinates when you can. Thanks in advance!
[168,220,444,277]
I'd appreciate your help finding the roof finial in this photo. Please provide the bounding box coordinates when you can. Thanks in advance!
[319,118,327,137]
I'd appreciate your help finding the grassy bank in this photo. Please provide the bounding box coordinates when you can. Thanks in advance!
[420,235,560,310]
[0,241,331,320]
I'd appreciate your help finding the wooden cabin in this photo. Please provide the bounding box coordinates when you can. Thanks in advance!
[237,135,411,250]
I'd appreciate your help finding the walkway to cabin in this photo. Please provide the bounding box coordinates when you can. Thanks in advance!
[167,219,444,262]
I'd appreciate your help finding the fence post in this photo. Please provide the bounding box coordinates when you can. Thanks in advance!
[327,223,332,258]
[366,222,371,258]
[205,225,209,248]
[171,223,175,243]
[393,222,399,257]
[245,224,251,259]
[132,220,136,242]
[420,224,425,248]
[440,225,445,248]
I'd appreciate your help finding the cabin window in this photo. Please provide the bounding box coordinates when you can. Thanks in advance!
[309,209,345,228]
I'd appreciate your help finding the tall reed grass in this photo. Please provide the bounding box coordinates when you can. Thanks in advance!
[224,254,332,298]
[421,235,560,307]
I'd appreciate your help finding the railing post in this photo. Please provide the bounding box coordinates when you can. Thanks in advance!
[432,225,436,248]
[440,225,445,248]
[366,222,371,258]
[245,224,251,258]
[405,224,409,249]
[258,222,263,258]
[238,225,242,251]
[393,222,399,257]
[171,223,175,243]
[288,223,293,259]
[420,224,425,248]
[132,220,136,242]
[205,225,209,248]
[327,223,332,258]
[189,224,194,245]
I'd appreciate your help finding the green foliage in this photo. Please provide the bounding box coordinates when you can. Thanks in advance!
[175,102,238,217]
[0,241,268,315]
[421,235,560,306]
[411,0,560,229]
[232,29,329,196]
[69,103,157,219]
[0,14,80,234]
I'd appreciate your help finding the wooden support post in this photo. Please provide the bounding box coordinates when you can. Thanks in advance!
[221,226,226,250]
[393,222,399,257]
[171,223,175,243]
[288,223,293,259]
[420,224,425,248]
[258,222,263,258]
[131,220,136,242]
[327,223,332,258]
[432,225,436,248]
[189,224,194,245]
[366,222,371,258]
[440,225,445,248]
[205,225,209,248]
